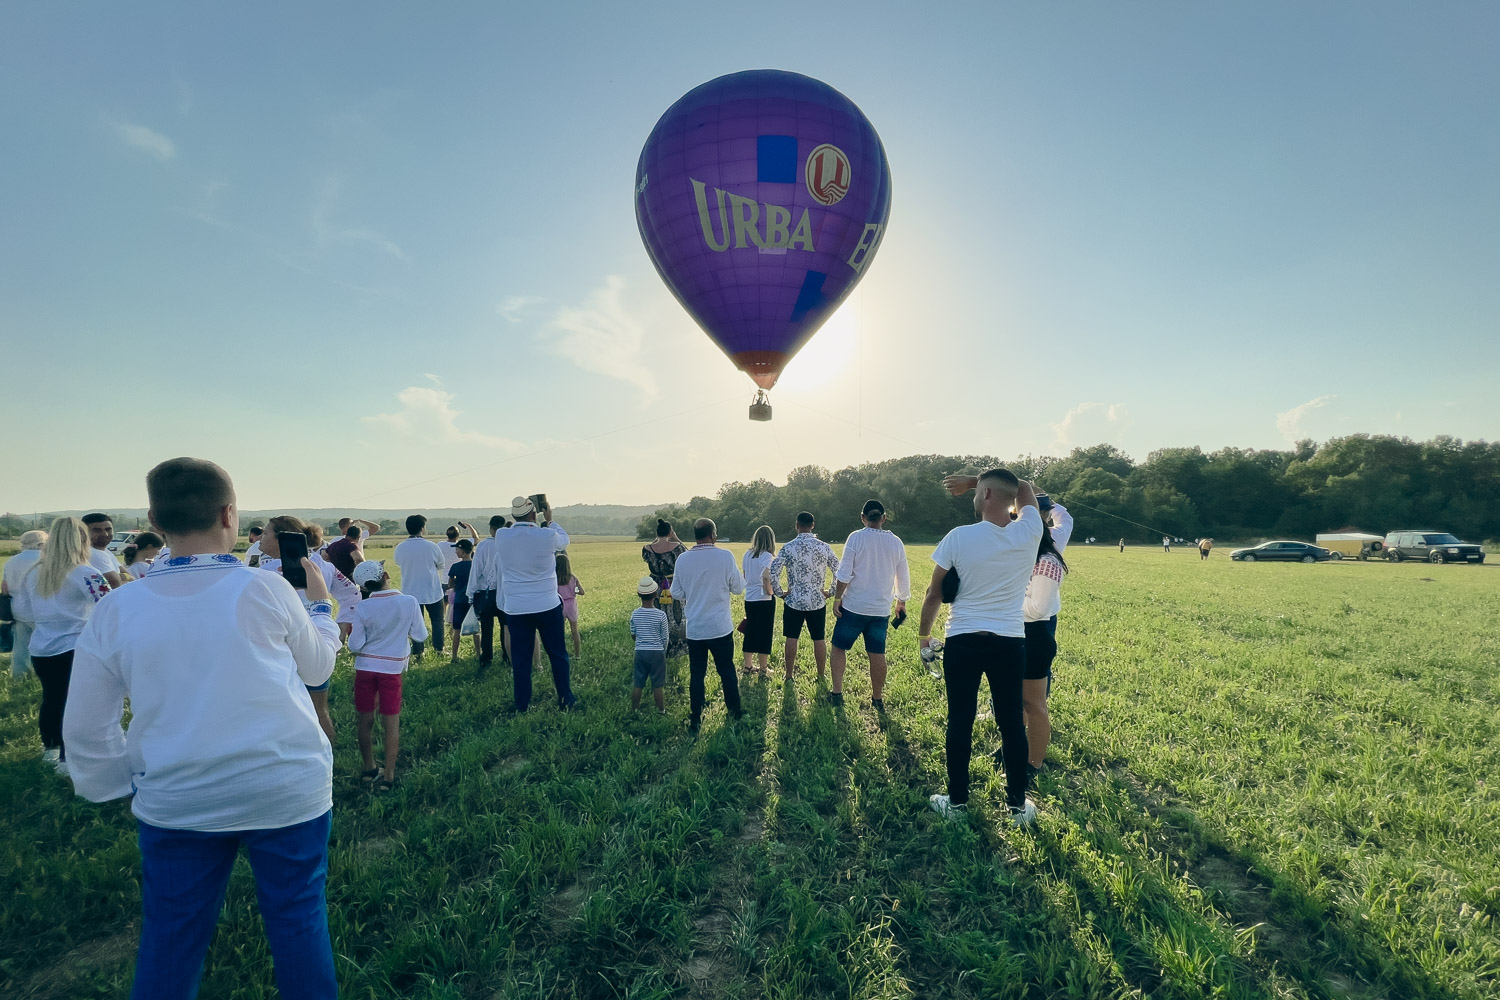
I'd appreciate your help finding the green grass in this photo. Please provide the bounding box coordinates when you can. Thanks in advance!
[2,543,1498,998]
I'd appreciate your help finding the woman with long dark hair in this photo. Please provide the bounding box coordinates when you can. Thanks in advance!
[642,519,687,654]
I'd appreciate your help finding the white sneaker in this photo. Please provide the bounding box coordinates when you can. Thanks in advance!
[54,758,69,776]
[928,793,968,821]
[1009,798,1038,829]
[42,748,61,764]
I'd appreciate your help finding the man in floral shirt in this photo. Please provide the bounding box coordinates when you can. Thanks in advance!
[768,512,839,681]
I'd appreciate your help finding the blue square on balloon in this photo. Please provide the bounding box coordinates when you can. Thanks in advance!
[757,135,798,183]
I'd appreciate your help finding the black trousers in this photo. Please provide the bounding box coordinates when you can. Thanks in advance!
[741,599,775,655]
[943,633,1028,808]
[687,633,742,724]
[415,600,445,654]
[32,649,75,753]
[508,604,576,711]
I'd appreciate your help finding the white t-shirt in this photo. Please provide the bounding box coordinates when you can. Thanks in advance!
[2,549,42,608]
[89,547,121,578]
[742,550,774,602]
[440,540,464,577]
[12,563,110,656]
[393,536,446,605]
[836,527,911,617]
[932,507,1043,638]
[491,521,570,616]
[670,544,745,640]
[348,589,427,674]
[63,552,339,832]
[244,539,263,564]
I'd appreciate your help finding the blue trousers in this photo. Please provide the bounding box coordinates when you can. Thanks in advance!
[133,810,336,1000]
[507,603,576,710]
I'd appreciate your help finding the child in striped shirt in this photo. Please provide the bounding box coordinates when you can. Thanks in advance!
[630,576,669,712]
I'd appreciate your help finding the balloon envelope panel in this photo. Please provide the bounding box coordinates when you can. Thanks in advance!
[636,70,891,388]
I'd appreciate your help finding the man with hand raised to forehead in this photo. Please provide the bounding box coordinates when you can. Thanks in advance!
[921,468,1043,827]
[669,518,746,734]
[490,496,579,712]
[63,457,342,999]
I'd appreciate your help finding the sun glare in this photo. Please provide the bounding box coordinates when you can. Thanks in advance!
[773,303,859,392]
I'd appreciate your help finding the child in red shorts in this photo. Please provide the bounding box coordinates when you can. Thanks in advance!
[349,561,427,791]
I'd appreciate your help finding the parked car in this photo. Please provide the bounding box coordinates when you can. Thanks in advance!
[106,530,141,554]
[1230,541,1335,563]
[1383,531,1486,564]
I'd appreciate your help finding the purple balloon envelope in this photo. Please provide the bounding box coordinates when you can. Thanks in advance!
[636,70,892,390]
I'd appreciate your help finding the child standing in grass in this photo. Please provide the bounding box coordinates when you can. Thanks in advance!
[448,538,474,662]
[630,576,669,712]
[557,552,585,657]
[349,560,427,791]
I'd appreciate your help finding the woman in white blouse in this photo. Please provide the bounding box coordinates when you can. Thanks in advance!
[12,516,109,770]
[740,525,776,677]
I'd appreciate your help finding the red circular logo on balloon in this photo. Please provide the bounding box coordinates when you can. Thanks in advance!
[805,144,851,206]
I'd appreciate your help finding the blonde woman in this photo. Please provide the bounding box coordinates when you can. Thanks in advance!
[741,525,777,677]
[12,517,109,769]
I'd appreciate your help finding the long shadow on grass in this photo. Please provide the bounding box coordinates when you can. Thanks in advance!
[1045,731,1466,1000]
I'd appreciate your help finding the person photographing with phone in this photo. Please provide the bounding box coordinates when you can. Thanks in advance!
[921,469,1042,827]
[63,457,342,999]
[257,516,340,743]
[490,494,580,712]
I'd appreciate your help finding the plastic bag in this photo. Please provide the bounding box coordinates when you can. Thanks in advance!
[460,605,480,636]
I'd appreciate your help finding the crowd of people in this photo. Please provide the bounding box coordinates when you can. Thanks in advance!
[0,457,1074,998]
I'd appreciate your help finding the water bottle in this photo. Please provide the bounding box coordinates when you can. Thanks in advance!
[920,640,944,679]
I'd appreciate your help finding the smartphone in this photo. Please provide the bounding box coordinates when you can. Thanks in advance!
[891,608,908,630]
[277,531,310,589]
[530,493,548,512]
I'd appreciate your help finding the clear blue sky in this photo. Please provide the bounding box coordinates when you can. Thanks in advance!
[2,2,1496,513]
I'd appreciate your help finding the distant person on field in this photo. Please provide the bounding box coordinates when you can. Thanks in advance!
[831,499,910,712]
[556,552,584,658]
[81,512,125,588]
[629,577,669,713]
[768,512,839,681]
[245,525,264,567]
[740,525,777,677]
[63,457,341,999]
[349,560,426,790]
[643,519,688,654]
[122,531,165,580]
[1162,535,1171,553]
[14,517,108,769]
[1199,537,1213,560]
[467,515,510,672]
[492,496,580,712]
[394,514,447,658]
[1119,538,1125,552]
[447,538,475,662]
[1,528,47,678]
[920,469,1042,827]
[671,518,746,734]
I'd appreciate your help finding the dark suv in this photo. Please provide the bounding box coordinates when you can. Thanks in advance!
[1383,531,1486,564]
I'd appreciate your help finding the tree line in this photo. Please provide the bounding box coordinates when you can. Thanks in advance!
[635,435,1500,546]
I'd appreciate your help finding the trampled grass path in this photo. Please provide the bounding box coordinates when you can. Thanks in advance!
[2,543,1498,998]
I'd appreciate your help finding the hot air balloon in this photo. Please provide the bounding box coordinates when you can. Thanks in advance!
[635,70,892,421]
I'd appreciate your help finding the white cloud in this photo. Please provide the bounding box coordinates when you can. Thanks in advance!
[110,119,176,161]
[540,275,657,400]
[311,175,407,260]
[363,379,517,450]
[1275,395,1335,444]
[498,295,545,323]
[1051,402,1128,450]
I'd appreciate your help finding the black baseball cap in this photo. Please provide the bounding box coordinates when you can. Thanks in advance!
[862,499,885,520]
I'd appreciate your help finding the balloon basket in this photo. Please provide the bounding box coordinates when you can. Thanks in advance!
[748,390,772,422]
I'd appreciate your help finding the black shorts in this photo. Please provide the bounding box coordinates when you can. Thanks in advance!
[782,604,827,641]
[1023,618,1057,680]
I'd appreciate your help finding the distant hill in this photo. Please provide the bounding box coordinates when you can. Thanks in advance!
[5,503,664,537]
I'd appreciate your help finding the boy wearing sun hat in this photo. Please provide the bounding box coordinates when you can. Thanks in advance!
[630,576,669,713]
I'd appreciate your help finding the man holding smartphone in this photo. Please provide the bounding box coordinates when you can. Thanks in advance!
[491,495,578,712]
[64,457,342,998]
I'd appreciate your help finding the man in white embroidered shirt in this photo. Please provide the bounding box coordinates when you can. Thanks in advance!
[466,514,510,672]
[669,518,745,734]
[491,495,579,712]
[63,457,342,999]
[830,499,910,711]
[920,468,1043,828]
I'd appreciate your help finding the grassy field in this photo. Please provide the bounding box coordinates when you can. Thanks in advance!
[2,542,1498,999]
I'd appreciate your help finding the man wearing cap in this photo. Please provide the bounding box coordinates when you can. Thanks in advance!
[767,511,839,681]
[466,515,510,673]
[669,518,745,733]
[830,499,910,711]
[490,496,579,712]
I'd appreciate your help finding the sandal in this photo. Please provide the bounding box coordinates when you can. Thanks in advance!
[375,777,396,793]
[359,769,379,786]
